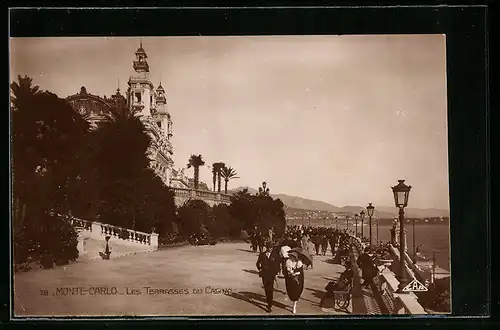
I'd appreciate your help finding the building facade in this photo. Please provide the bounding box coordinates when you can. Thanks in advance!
[66,41,174,185]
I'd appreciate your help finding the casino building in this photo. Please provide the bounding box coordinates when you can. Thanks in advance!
[66,41,175,186]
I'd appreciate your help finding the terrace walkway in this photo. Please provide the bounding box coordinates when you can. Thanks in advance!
[14,242,351,317]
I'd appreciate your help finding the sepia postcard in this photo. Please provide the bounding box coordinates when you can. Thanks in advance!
[10,35,451,317]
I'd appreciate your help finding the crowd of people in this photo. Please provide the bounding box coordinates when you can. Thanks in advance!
[253,224,391,314]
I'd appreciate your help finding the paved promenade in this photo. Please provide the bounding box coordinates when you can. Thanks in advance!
[14,242,353,317]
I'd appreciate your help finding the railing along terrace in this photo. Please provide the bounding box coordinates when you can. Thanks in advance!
[172,187,232,203]
[373,270,427,314]
[99,223,152,245]
[69,217,92,231]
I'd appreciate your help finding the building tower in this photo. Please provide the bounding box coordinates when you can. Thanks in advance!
[154,82,173,138]
[127,40,154,118]
[126,40,174,185]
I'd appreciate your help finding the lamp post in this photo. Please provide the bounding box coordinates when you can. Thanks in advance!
[412,218,416,263]
[258,181,270,196]
[376,217,379,245]
[360,210,365,240]
[354,213,359,237]
[392,179,412,293]
[367,203,375,246]
[346,216,349,231]
[336,216,338,230]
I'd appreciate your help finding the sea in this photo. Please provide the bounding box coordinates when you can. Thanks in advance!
[288,220,450,271]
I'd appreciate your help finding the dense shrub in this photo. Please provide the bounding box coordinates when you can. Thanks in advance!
[13,212,79,270]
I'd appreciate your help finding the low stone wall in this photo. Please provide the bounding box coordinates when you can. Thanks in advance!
[172,188,231,207]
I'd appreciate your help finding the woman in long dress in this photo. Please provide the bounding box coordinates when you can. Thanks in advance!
[285,252,305,314]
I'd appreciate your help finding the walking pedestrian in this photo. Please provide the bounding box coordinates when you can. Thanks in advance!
[357,247,378,288]
[321,233,328,256]
[256,241,280,312]
[285,251,305,314]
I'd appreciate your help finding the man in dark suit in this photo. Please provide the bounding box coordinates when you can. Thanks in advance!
[256,241,280,312]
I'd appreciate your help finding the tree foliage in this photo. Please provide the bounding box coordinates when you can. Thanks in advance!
[187,155,205,190]
[220,166,239,194]
[229,188,286,238]
[90,104,176,234]
[11,76,86,266]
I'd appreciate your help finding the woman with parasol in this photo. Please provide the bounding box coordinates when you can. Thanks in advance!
[284,248,312,314]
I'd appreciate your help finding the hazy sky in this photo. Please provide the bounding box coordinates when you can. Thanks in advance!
[10,35,449,209]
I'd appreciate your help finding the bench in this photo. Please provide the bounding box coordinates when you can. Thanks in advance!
[320,282,353,313]
[331,285,353,312]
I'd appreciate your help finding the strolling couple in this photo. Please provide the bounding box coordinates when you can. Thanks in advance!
[256,241,305,314]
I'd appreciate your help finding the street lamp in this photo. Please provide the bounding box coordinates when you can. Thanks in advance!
[354,213,359,237]
[360,210,365,240]
[336,216,338,230]
[346,216,349,231]
[376,217,379,245]
[367,203,375,246]
[258,181,270,196]
[392,179,412,293]
[412,218,416,263]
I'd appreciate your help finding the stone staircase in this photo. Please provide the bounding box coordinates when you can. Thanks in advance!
[78,236,153,260]
[70,217,159,261]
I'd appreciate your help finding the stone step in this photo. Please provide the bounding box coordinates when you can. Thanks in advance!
[80,237,152,260]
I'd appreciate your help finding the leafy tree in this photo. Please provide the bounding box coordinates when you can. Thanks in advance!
[11,76,87,266]
[228,186,286,239]
[220,166,239,193]
[212,204,243,238]
[229,188,256,233]
[177,200,213,238]
[91,104,176,234]
[187,155,205,190]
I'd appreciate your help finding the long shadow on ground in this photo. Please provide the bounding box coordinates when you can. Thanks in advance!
[322,259,340,265]
[237,249,257,253]
[307,287,350,313]
[227,291,268,312]
[242,268,260,275]
[227,291,290,312]
[306,287,326,300]
[273,287,320,306]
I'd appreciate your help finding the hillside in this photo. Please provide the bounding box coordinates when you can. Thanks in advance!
[229,186,449,219]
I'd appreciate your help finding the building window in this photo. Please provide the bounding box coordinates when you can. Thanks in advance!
[135,92,141,103]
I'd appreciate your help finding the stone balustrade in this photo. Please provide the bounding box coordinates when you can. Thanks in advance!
[374,270,427,314]
[346,232,426,315]
[68,217,158,251]
[388,244,419,281]
[172,187,232,206]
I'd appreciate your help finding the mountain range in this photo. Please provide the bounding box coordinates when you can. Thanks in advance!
[228,186,450,219]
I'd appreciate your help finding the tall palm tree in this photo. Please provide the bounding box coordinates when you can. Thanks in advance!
[212,162,225,193]
[187,155,205,190]
[11,75,43,233]
[211,163,219,192]
[220,166,239,194]
[10,75,42,111]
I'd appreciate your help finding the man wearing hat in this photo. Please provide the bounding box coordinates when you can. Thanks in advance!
[256,240,280,312]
